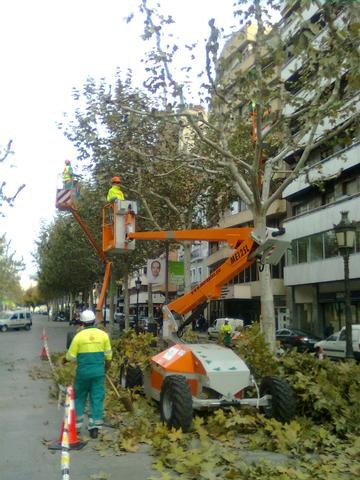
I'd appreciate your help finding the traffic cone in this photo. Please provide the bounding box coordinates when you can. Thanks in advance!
[48,386,87,450]
[40,346,48,360]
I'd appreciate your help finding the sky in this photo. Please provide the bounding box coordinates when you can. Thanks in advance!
[0,0,236,289]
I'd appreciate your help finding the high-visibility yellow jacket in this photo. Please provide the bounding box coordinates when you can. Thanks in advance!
[220,323,233,335]
[107,185,124,202]
[66,326,112,378]
[63,165,73,182]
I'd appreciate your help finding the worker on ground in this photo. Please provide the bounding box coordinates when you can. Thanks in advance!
[65,309,112,439]
[220,319,233,347]
[107,176,125,202]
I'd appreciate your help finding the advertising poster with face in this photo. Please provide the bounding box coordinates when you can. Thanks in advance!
[147,258,165,284]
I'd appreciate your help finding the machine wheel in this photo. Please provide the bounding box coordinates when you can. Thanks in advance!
[119,364,143,389]
[66,332,75,349]
[260,376,296,423]
[24,324,31,331]
[160,375,193,432]
[1,325,8,332]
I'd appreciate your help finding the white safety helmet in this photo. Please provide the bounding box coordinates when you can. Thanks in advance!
[80,310,96,324]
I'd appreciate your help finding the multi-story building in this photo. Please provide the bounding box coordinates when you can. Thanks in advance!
[280,1,360,336]
[208,1,359,335]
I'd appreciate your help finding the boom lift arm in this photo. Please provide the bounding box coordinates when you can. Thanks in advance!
[56,189,111,322]
[127,226,289,340]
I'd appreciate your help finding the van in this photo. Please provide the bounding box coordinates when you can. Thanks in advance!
[315,325,360,361]
[0,310,32,332]
[208,317,244,339]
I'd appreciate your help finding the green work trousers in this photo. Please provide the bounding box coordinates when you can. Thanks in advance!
[74,375,105,432]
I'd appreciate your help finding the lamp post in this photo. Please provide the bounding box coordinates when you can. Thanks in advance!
[135,275,142,333]
[334,211,356,359]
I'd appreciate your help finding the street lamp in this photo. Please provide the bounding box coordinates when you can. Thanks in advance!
[334,211,356,359]
[135,275,142,333]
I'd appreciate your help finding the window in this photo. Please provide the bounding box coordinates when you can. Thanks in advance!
[324,231,338,259]
[19,313,25,319]
[310,233,323,261]
[298,237,309,263]
[320,145,333,160]
[342,178,358,196]
[339,330,346,341]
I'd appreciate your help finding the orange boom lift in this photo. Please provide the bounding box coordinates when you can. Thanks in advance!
[108,204,294,432]
[55,183,137,322]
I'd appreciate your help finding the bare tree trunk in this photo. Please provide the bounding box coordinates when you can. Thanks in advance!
[89,288,94,310]
[109,272,115,337]
[255,213,276,351]
[69,292,73,323]
[183,241,191,293]
[124,264,130,329]
[148,282,154,321]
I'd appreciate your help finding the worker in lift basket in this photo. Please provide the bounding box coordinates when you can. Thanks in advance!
[64,310,112,439]
[62,159,81,190]
[220,320,233,347]
[107,176,125,202]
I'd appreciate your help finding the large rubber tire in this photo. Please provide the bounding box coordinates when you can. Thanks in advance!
[260,376,296,423]
[160,375,193,432]
[1,325,8,332]
[66,332,75,349]
[24,324,31,331]
[119,364,143,389]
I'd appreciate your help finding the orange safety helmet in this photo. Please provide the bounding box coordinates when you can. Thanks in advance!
[65,159,71,165]
[111,176,121,184]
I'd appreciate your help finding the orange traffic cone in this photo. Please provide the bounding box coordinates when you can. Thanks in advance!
[48,386,87,450]
[40,346,48,360]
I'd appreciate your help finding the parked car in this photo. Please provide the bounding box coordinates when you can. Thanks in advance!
[138,317,159,335]
[115,313,136,330]
[276,328,321,352]
[315,325,360,361]
[208,317,244,339]
[54,311,69,322]
[0,310,32,332]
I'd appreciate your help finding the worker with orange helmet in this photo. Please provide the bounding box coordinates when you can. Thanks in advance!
[107,176,125,202]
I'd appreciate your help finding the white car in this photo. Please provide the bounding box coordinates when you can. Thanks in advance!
[0,310,32,332]
[315,325,360,361]
[208,317,244,339]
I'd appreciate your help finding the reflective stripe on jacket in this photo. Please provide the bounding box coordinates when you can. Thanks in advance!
[66,326,112,378]
[107,185,124,201]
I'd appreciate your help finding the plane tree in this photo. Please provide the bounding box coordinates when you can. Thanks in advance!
[60,73,231,292]
[123,0,360,347]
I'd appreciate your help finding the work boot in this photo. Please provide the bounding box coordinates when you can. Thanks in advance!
[89,428,98,439]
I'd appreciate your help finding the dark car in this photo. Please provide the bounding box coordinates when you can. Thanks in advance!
[114,313,136,330]
[276,328,321,352]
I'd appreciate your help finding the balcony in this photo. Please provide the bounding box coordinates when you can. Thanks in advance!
[218,199,286,229]
[281,7,346,82]
[284,197,360,286]
[283,141,360,198]
[284,253,360,287]
[281,1,324,43]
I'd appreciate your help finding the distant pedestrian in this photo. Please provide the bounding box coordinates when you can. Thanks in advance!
[65,310,112,439]
[220,320,233,347]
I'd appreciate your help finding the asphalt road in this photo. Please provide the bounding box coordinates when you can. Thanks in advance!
[0,314,155,480]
